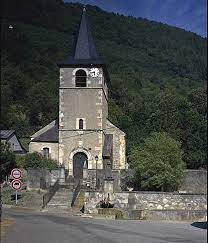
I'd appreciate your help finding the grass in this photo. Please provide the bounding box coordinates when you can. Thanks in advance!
[1,185,44,208]
[0,218,14,236]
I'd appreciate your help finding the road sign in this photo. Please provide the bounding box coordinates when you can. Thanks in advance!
[11,179,22,190]
[11,168,22,179]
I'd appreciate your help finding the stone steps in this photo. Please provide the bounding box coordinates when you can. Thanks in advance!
[47,202,70,206]
[45,188,74,212]
[52,196,70,199]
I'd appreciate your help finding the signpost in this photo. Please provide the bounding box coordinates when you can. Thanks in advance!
[10,169,22,205]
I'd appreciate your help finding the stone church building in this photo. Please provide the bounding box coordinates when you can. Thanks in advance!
[29,8,126,189]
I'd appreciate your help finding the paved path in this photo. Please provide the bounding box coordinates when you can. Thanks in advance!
[1,208,207,243]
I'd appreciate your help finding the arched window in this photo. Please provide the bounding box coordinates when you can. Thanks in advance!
[75,69,87,87]
[79,119,84,129]
[43,147,49,159]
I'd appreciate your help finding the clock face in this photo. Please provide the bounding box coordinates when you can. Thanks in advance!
[90,68,99,77]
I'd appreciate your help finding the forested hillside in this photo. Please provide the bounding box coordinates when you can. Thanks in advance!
[1,0,207,169]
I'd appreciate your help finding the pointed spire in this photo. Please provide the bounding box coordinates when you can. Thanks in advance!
[57,6,102,66]
[74,6,99,60]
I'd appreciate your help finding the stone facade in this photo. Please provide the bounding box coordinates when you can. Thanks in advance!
[29,141,58,161]
[105,120,126,170]
[84,191,207,211]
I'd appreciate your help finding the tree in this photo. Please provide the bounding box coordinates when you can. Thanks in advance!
[1,0,207,171]
[177,95,207,169]
[129,132,185,191]
[23,152,58,170]
[0,142,16,182]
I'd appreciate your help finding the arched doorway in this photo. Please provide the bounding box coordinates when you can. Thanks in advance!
[73,152,88,184]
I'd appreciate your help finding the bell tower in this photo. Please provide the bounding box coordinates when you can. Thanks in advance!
[57,7,109,177]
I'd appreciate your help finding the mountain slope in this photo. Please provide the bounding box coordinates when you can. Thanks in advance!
[1,0,207,168]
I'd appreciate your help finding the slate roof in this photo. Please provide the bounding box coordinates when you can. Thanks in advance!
[57,7,103,67]
[102,134,113,159]
[0,130,15,140]
[32,122,58,142]
[1,130,27,153]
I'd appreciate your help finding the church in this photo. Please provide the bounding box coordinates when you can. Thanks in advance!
[29,7,126,189]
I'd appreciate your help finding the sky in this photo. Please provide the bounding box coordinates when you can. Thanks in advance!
[65,0,207,37]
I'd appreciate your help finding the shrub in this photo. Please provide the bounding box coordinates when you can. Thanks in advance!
[129,132,185,191]
[15,154,25,168]
[23,152,58,170]
[0,142,16,182]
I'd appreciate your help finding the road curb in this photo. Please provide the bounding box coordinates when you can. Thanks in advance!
[2,204,42,212]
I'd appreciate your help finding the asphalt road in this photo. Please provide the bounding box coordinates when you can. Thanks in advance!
[1,208,207,243]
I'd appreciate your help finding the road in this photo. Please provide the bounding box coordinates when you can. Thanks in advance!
[1,208,207,243]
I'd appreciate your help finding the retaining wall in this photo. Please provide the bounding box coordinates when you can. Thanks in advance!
[27,168,59,190]
[85,191,207,211]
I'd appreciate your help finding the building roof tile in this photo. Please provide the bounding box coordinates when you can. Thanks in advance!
[0,130,15,139]
[32,123,58,143]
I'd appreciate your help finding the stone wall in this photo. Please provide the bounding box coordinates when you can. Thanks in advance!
[180,170,207,194]
[83,169,121,192]
[121,169,207,193]
[27,168,59,190]
[84,191,207,212]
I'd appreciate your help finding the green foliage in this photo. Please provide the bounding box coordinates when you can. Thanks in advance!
[0,142,16,182]
[19,138,30,152]
[129,132,185,191]
[1,0,207,169]
[23,152,58,170]
[15,155,25,168]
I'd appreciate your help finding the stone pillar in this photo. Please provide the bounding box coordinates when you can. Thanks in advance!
[103,179,114,193]
[83,168,88,180]
[82,160,88,186]
[59,165,65,185]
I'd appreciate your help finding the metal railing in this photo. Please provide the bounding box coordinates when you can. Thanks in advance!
[71,180,81,207]
[42,179,59,208]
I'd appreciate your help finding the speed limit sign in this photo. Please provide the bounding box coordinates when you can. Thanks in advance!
[11,179,22,190]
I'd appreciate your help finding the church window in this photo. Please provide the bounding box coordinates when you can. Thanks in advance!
[75,69,87,87]
[79,119,84,129]
[43,147,49,159]
[76,118,86,129]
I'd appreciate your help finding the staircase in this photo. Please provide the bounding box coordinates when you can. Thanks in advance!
[45,188,73,212]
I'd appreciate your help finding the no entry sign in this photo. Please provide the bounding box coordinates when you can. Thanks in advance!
[11,179,22,190]
[11,168,22,179]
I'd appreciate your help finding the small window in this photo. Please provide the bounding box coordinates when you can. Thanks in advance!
[79,119,84,129]
[75,70,87,87]
[43,147,49,159]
